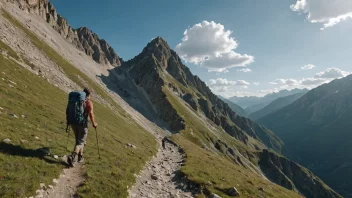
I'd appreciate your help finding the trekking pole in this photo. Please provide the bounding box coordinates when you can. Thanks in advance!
[95,128,101,159]
[66,125,70,151]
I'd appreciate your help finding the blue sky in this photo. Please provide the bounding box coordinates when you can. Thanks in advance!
[51,0,352,97]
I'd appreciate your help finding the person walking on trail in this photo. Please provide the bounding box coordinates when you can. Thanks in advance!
[66,88,98,167]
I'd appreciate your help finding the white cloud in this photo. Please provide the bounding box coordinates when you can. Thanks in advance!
[270,68,350,89]
[209,78,250,87]
[270,79,299,86]
[237,68,252,73]
[314,67,350,79]
[291,0,352,29]
[301,64,315,70]
[253,82,260,86]
[208,78,250,97]
[300,78,328,86]
[176,21,254,72]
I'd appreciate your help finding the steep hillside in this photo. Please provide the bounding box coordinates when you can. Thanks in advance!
[245,101,272,114]
[7,0,122,67]
[0,22,157,198]
[1,0,342,197]
[259,75,352,197]
[249,92,307,120]
[0,4,161,198]
[230,88,308,109]
[105,37,340,197]
[218,95,248,117]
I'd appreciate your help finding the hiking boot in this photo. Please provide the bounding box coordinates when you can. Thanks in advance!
[77,154,84,163]
[67,153,76,167]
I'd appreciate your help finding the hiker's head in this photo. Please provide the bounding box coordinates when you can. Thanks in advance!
[83,88,91,99]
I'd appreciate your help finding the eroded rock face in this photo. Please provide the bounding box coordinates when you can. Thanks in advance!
[259,149,342,198]
[9,0,121,67]
[76,27,121,67]
[121,38,185,131]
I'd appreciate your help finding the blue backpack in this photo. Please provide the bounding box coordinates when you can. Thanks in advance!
[66,91,87,125]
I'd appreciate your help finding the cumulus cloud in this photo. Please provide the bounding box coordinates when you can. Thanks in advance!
[208,78,250,97]
[314,67,350,79]
[301,64,315,70]
[270,68,350,89]
[270,79,299,86]
[209,78,250,87]
[237,68,252,73]
[291,0,352,29]
[300,78,328,86]
[253,82,260,86]
[176,21,254,72]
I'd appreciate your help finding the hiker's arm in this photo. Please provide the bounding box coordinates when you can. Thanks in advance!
[88,102,97,128]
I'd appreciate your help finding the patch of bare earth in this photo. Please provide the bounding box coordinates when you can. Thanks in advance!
[32,157,84,198]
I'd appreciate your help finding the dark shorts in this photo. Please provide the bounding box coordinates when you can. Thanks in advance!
[71,124,88,149]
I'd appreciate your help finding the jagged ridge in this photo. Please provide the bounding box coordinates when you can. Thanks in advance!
[9,0,121,67]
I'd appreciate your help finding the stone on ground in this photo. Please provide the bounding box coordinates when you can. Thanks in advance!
[227,187,240,196]
[3,138,11,143]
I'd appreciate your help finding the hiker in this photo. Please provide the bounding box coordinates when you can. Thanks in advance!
[66,88,98,167]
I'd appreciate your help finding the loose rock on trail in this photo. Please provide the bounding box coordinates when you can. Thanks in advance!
[128,138,196,198]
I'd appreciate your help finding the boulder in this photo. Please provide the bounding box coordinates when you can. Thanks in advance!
[9,114,18,118]
[127,143,137,149]
[151,174,158,180]
[210,193,222,198]
[3,138,11,143]
[227,187,240,196]
[20,140,28,144]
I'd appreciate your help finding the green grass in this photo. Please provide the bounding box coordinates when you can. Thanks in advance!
[173,135,301,198]
[162,87,302,198]
[0,40,20,60]
[0,25,157,198]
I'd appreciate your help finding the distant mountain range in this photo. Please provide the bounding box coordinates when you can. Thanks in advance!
[258,75,352,197]
[218,95,248,117]
[229,89,308,114]
[249,92,307,120]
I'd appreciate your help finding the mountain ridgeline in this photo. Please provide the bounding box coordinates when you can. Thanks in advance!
[249,92,307,120]
[10,0,122,67]
[117,37,283,151]
[2,0,343,197]
[259,75,352,197]
[104,37,340,197]
[230,89,308,114]
[218,95,248,117]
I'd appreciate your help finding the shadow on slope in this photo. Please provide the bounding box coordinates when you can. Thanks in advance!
[100,67,170,131]
[0,143,65,166]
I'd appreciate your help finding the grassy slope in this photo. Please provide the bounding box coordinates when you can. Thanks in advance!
[162,87,301,198]
[0,12,157,198]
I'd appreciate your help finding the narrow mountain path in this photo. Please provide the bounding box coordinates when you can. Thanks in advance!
[33,156,84,198]
[128,138,195,198]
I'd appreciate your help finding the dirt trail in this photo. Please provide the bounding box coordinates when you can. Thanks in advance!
[32,156,84,198]
[128,137,196,198]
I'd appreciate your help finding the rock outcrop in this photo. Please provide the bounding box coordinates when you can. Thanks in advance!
[76,27,122,67]
[8,0,122,67]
